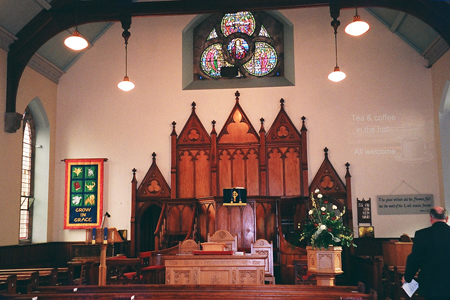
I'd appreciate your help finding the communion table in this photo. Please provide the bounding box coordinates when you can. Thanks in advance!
[164,254,267,285]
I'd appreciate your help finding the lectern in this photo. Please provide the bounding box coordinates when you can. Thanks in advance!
[86,227,123,286]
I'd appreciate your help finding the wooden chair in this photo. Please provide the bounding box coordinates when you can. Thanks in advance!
[251,239,275,284]
[179,239,200,254]
[207,230,237,252]
[294,259,316,285]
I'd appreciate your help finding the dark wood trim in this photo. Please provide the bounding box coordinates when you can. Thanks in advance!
[5,0,450,120]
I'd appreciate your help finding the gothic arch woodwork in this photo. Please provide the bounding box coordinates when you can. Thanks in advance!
[309,147,353,228]
[131,91,353,284]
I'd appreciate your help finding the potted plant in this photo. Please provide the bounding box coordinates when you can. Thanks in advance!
[299,189,356,286]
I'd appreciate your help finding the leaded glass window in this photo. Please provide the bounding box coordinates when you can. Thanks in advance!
[20,109,35,242]
[194,11,283,80]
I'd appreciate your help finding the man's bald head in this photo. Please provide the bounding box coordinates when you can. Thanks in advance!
[430,206,448,224]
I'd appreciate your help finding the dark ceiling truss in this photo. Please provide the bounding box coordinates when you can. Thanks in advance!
[4,0,450,131]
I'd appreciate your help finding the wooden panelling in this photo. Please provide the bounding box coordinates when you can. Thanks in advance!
[129,92,354,284]
[267,148,284,196]
[218,150,232,194]
[285,147,301,195]
[178,151,195,198]
[194,150,211,197]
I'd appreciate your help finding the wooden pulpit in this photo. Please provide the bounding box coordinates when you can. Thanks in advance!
[382,240,413,267]
[86,227,123,286]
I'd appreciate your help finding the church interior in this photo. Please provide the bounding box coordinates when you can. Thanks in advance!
[1,0,450,299]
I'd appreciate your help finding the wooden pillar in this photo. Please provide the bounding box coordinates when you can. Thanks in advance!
[345,162,353,231]
[259,117,266,195]
[170,121,178,198]
[130,168,137,257]
[300,116,308,197]
[98,243,107,286]
[210,120,218,196]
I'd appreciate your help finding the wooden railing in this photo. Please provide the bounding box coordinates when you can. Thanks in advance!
[9,284,376,300]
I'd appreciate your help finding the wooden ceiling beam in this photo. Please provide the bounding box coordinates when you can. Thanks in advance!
[5,0,450,128]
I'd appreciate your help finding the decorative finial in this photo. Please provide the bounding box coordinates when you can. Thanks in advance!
[235,91,240,101]
[192,102,196,110]
[259,118,265,133]
[171,121,177,136]
[301,116,306,122]
[152,152,156,161]
[211,120,216,134]
[324,147,329,157]
[132,168,136,174]
[345,162,350,169]
[280,98,284,107]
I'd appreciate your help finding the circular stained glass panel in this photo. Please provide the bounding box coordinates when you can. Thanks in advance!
[243,42,277,76]
[200,43,226,78]
[227,38,249,60]
[221,11,256,37]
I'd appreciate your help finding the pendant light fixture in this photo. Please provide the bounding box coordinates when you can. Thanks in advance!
[64,0,88,51]
[345,6,370,36]
[118,18,135,91]
[328,16,346,82]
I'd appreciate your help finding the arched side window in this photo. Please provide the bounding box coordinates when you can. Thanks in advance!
[194,11,283,80]
[20,108,35,242]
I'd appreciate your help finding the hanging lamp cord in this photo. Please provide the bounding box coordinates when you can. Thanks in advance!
[334,31,338,67]
[75,0,79,30]
[125,42,128,77]
[122,29,131,77]
[331,19,340,68]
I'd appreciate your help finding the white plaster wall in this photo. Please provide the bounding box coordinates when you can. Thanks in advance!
[55,7,438,241]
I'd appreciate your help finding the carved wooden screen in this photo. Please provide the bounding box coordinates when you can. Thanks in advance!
[266,99,308,197]
[171,92,308,199]
[172,105,212,199]
[309,147,353,229]
[132,91,310,255]
[216,95,260,195]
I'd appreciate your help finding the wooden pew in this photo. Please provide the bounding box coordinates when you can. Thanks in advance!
[348,256,383,295]
[137,251,165,284]
[0,267,70,287]
[0,274,18,294]
[0,271,39,295]
[20,284,376,300]
[106,257,141,284]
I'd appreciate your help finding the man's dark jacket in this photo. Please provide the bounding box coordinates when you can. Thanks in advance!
[404,221,450,298]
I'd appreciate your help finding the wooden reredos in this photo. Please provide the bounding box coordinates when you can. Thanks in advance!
[169,91,309,199]
[131,91,353,285]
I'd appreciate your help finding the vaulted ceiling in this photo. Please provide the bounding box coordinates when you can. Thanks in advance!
[1,0,450,117]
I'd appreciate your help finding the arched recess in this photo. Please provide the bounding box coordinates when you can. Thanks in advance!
[439,80,450,209]
[26,97,50,243]
[139,203,162,252]
[182,11,294,90]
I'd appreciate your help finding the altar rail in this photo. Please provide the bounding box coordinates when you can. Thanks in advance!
[2,284,375,300]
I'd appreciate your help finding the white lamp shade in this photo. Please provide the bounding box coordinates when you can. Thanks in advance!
[328,67,346,82]
[118,76,135,91]
[64,30,88,50]
[345,15,370,36]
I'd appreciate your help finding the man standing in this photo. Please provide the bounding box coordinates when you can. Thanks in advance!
[402,207,450,300]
